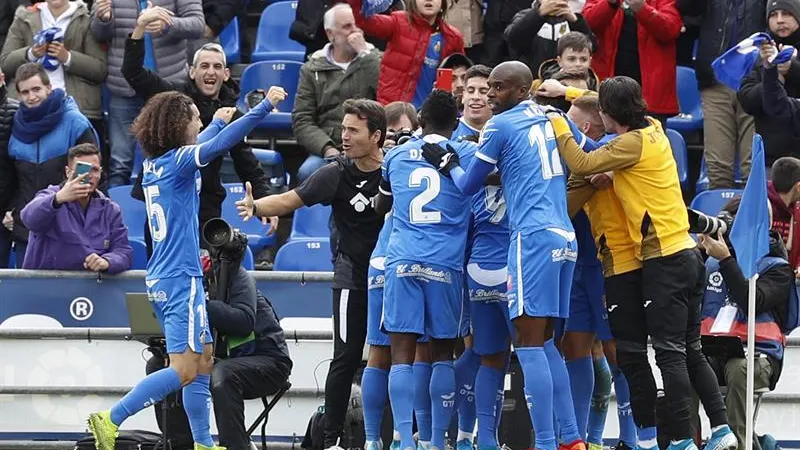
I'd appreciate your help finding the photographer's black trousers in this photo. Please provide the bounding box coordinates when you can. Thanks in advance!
[606,249,728,441]
[147,354,291,450]
[324,288,368,448]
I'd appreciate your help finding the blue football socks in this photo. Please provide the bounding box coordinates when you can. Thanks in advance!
[363,367,389,443]
[110,366,182,426]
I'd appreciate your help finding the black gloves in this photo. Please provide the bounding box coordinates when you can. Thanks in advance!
[421,142,460,177]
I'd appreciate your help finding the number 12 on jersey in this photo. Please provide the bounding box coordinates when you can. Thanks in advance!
[144,185,167,242]
[529,121,564,179]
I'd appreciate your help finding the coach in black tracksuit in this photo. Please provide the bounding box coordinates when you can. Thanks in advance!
[236,98,386,449]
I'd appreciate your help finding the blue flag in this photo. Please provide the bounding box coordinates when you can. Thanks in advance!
[729,133,770,279]
[711,32,795,91]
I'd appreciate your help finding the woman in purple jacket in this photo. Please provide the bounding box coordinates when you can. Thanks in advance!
[20,142,132,273]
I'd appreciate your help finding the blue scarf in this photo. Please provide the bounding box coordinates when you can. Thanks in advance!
[12,89,67,144]
[34,27,65,71]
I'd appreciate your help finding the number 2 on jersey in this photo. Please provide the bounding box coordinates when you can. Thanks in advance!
[529,121,563,179]
[409,167,441,224]
[144,185,167,242]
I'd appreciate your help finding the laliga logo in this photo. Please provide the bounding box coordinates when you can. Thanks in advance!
[709,272,724,288]
[28,347,103,424]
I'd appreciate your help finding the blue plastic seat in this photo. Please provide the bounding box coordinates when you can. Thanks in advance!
[243,245,254,270]
[665,129,688,190]
[667,66,704,133]
[219,17,241,65]
[290,204,331,240]
[237,60,302,132]
[108,186,146,240]
[689,189,743,216]
[220,183,277,253]
[129,239,148,270]
[695,155,747,193]
[251,2,305,63]
[273,238,333,271]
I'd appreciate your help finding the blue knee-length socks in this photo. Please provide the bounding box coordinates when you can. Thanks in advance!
[363,367,389,443]
[414,362,433,444]
[566,356,594,440]
[587,357,611,446]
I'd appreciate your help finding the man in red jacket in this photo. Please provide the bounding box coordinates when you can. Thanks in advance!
[581,0,682,126]
[768,156,800,274]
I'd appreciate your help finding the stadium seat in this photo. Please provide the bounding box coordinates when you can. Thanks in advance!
[243,245,255,270]
[237,61,302,132]
[109,186,146,241]
[251,2,305,63]
[695,156,747,193]
[689,189,742,216]
[130,239,148,270]
[666,129,688,189]
[290,204,331,240]
[666,66,704,133]
[219,17,241,65]
[274,238,333,271]
[221,183,278,253]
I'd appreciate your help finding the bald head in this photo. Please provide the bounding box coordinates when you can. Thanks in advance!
[491,61,533,91]
[487,61,534,114]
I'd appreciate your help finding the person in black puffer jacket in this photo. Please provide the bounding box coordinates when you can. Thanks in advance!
[738,0,800,168]
[0,69,20,268]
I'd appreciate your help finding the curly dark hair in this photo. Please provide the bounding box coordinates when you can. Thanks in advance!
[131,91,196,159]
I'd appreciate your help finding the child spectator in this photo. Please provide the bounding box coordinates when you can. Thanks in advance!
[531,31,599,90]
[347,0,465,107]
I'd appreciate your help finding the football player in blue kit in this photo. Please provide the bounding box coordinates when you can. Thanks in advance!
[448,63,509,450]
[420,61,584,450]
[87,87,286,450]
[375,90,477,450]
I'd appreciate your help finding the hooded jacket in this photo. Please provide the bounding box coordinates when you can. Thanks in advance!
[0,84,20,216]
[0,2,107,119]
[504,6,595,77]
[347,0,464,104]
[20,184,132,273]
[738,23,800,166]
[121,36,273,226]
[292,43,381,157]
[5,93,95,243]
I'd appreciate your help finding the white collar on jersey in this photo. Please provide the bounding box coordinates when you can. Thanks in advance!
[422,134,448,144]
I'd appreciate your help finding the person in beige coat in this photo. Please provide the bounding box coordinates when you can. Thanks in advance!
[0,0,107,122]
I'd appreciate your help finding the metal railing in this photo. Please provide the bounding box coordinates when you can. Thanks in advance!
[0,269,334,282]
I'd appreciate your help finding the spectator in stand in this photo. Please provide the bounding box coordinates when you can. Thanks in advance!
[121,18,275,255]
[20,143,132,273]
[1,0,107,137]
[347,0,465,108]
[582,0,682,126]
[292,3,381,183]
[680,0,765,189]
[767,157,800,274]
[445,0,484,62]
[383,101,418,148]
[0,68,20,268]
[439,53,473,110]
[1,0,28,58]
[190,0,239,57]
[483,0,530,67]
[91,0,204,187]
[738,0,800,167]
[504,0,594,79]
[697,197,792,450]
[1,63,96,267]
[530,31,599,90]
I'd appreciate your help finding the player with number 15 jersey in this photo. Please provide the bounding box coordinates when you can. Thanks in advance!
[380,134,476,339]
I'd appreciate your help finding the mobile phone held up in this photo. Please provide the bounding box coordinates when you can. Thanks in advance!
[74,161,93,184]
[436,68,453,92]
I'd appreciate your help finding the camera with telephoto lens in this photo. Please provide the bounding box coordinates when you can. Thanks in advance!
[203,218,248,264]
[386,129,414,147]
[687,209,735,238]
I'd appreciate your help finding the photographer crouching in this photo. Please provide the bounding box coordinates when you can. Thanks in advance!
[146,219,292,450]
[692,198,794,450]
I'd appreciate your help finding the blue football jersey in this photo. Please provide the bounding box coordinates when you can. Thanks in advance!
[470,185,510,264]
[452,118,481,142]
[371,212,394,260]
[142,145,205,280]
[475,100,572,235]
[382,134,476,270]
